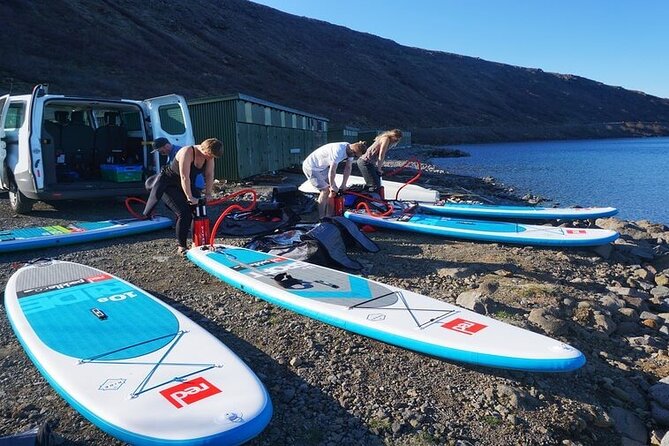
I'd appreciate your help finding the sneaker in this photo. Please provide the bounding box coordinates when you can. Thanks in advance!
[177,246,188,256]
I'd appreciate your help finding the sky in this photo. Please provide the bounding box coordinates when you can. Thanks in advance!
[250,0,669,99]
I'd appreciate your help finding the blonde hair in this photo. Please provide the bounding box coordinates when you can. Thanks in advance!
[350,140,368,156]
[199,138,223,158]
[375,129,402,143]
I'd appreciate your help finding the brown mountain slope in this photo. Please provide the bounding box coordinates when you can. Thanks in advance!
[1,0,668,142]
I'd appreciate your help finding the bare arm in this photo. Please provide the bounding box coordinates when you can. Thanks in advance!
[178,147,196,203]
[205,158,215,199]
[341,159,353,190]
[377,137,391,171]
[328,162,339,193]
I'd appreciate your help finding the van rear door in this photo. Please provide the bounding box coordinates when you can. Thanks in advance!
[0,95,10,189]
[143,94,194,148]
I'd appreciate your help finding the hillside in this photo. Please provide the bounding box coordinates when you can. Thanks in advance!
[2,0,669,143]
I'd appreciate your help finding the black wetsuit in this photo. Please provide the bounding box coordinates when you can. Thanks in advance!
[143,146,207,248]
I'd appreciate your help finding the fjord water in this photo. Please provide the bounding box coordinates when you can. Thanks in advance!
[434,137,669,225]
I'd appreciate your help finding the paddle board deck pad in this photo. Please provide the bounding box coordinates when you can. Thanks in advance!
[187,245,585,372]
[0,217,172,253]
[5,260,272,445]
[298,174,440,203]
[420,203,618,220]
[344,211,619,247]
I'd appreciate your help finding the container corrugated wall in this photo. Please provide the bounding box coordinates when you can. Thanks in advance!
[327,126,359,143]
[188,99,239,180]
[188,94,328,180]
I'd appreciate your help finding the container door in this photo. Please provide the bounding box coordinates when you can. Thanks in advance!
[0,95,10,188]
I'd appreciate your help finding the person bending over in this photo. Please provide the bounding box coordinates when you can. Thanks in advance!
[302,141,367,218]
[356,129,402,190]
[144,138,223,255]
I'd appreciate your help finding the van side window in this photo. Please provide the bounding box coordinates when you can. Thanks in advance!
[158,104,186,135]
[4,102,26,130]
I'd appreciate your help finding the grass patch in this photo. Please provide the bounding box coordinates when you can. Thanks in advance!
[369,417,391,432]
[518,283,556,300]
[482,415,502,426]
[493,310,513,319]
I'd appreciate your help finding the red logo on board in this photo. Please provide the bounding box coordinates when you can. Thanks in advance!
[160,377,221,408]
[87,273,112,282]
[565,229,587,235]
[442,318,487,335]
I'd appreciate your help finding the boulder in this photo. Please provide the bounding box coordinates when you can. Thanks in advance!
[610,406,648,444]
[456,290,489,314]
[528,308,568,336]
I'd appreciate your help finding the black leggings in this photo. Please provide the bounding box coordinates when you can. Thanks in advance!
[161,185,194,248]
[357,158,382,189]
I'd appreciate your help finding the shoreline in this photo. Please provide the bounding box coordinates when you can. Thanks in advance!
[1,149,669,445]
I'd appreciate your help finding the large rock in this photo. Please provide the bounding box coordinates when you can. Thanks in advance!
[456,290,489,314]
[496,384,540,410]
[610,406,648,444]
[593,312,617,336]
[607,286,651,299]
[600,294,627,311]
[652,401,669,426]
[649,378,669,410]
[657,275,669,287]
[597,218,653,240]
[528,308,568,336]
[651,286,669,299]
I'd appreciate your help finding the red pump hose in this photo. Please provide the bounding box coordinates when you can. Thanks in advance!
[208,188,257,246]
[124,188,259,247]
[344,190,395,217]
[125,197,149,219]
[387,157,423,201]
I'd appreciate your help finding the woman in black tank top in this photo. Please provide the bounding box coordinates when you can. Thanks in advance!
[143,138,223,254]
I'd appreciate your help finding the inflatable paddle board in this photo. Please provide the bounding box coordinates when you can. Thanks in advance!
[420,203,618,220]
[5,260,272,446]
[298,174,440,203]
[0,217,172,254]
[187,245,585,372]
[344,210,619,247]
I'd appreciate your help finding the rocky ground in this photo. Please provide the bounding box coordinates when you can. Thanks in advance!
[2,145,669,445]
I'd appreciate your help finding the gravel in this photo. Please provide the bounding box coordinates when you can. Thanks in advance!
[2,145,669,445]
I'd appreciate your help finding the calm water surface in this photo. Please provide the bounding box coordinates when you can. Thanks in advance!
[434,137,669,224]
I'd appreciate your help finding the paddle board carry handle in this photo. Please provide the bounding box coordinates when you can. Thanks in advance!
[273,272,309,289]
[90,308,108,320]
[27,258,55,267]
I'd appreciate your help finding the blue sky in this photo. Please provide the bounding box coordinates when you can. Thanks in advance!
[251,1,669,99]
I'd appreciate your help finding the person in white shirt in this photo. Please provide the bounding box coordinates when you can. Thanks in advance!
[302,141,367,218]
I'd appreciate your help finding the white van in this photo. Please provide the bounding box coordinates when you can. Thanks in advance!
[0,84,194,213]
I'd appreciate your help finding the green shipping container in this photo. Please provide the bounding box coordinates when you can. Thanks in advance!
[327,125,359,143]
[188,94,329,181]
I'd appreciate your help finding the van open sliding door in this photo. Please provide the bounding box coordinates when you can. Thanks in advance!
[0,94,10,189]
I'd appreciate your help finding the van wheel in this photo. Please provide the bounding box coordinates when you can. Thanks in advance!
[9,178,34,214]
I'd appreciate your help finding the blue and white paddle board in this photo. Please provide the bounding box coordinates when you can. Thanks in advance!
[420,202,618,220]
[0,217,172,254]
[344,210,619,247]
[298,174,440,203]
[187,245,585,372]
[5,260,272,446]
